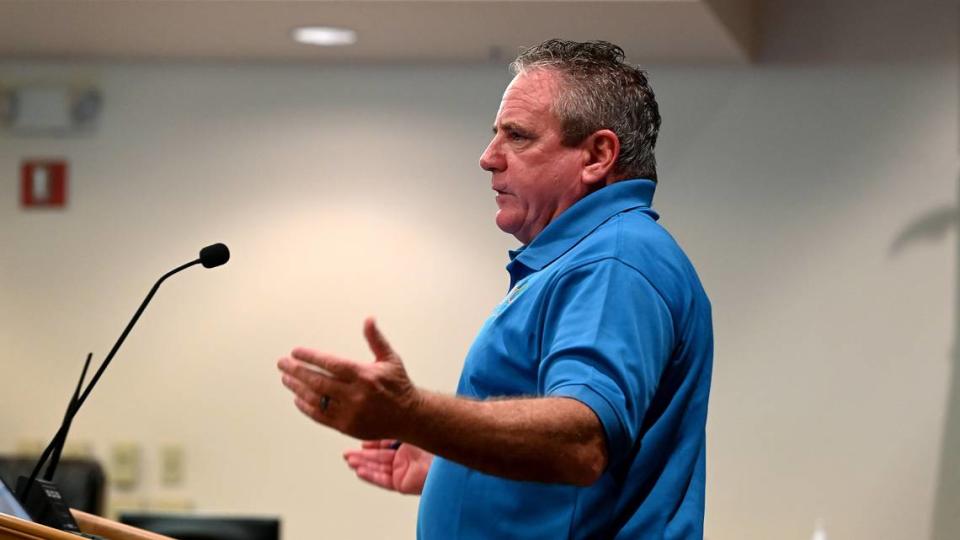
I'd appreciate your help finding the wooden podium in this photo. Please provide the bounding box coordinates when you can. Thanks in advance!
[0,509,171,540]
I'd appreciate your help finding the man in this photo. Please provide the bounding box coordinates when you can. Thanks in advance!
[277,39,713,539]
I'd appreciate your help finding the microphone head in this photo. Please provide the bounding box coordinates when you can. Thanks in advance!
[199,243,230,268]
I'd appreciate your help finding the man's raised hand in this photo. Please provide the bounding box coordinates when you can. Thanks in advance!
[277,317,422,441]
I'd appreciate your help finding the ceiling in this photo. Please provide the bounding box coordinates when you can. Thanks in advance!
[0,0,759,64]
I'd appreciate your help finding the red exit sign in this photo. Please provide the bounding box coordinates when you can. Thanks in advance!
[21,159,68,209]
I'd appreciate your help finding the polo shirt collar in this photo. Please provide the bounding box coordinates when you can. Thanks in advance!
[507,178,658,277]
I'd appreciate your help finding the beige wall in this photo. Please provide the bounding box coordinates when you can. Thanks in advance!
[1,1,958,539]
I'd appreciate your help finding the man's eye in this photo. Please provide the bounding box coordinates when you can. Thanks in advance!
[509,132,527,141]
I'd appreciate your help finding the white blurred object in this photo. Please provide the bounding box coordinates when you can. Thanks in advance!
[811,518,828,540]
[11,86,71,132]
[4,84,102,134]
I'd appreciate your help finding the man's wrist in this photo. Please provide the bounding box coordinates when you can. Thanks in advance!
[397,387,431,442]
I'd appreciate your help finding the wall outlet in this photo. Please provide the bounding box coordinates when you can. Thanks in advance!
[159,444,185,487]
[110,442,141,490]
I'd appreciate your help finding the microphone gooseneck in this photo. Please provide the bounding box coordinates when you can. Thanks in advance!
[43,353,92,482]
[19,243,230,503]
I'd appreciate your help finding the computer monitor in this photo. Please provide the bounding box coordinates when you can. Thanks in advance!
[119,512,280,540]
[0,477,33,522]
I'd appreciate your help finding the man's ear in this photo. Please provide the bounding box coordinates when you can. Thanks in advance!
[580,129,620,186]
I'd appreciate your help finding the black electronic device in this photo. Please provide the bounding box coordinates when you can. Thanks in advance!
[119,513,280,540]
[0,456,105,515]
[15,243,230,531]
[3,474,105,540]
[14,477,79,532]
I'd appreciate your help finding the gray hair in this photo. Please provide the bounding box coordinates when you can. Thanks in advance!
[510,39,662,182]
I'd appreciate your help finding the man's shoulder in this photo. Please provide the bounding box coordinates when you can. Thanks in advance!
[560,208,707,306]
[574,208,684,268]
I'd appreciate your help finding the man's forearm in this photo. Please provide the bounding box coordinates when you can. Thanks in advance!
[277,322,608,486]
[399,391,607,486]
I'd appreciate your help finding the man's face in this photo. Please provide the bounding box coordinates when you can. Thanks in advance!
[480,69,590,245]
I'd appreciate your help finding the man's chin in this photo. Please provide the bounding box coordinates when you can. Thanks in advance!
[495,213,531,243]
[495,212,520,236]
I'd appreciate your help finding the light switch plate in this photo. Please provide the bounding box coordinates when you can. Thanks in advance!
[159,444,185,487]
[110,442,141,490]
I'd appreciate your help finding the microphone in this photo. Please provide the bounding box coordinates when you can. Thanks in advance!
[16,243,230,531]
[200,242,230,268]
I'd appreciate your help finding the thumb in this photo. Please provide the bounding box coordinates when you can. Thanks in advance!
[364,317,396,362]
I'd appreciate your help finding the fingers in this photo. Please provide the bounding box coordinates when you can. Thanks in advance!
[354,467,394,491]
[277,351,353,425]
[277,318,404,440]
[344,454,392,473]
[290,348,359,382]
[283,375,345,425]
[343,442,397,491]
[293,396,326,424]
[363,317,395,361]
[278,358,350,391]
[280,373,323,405]
[344,448,397,464]
[279,366,348,409]
[344,441,402,483]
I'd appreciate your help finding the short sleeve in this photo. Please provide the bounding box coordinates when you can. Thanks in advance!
[538,258,674,466]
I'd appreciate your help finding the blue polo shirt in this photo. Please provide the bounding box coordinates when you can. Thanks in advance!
[417,179,713,539]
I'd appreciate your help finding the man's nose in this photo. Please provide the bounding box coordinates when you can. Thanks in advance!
[479,138,504,172]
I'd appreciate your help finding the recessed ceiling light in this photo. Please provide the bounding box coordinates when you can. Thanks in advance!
[292,26,357,47]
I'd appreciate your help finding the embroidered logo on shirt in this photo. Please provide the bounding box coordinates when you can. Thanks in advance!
[505,281,528,304]
[489,279,529,319]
